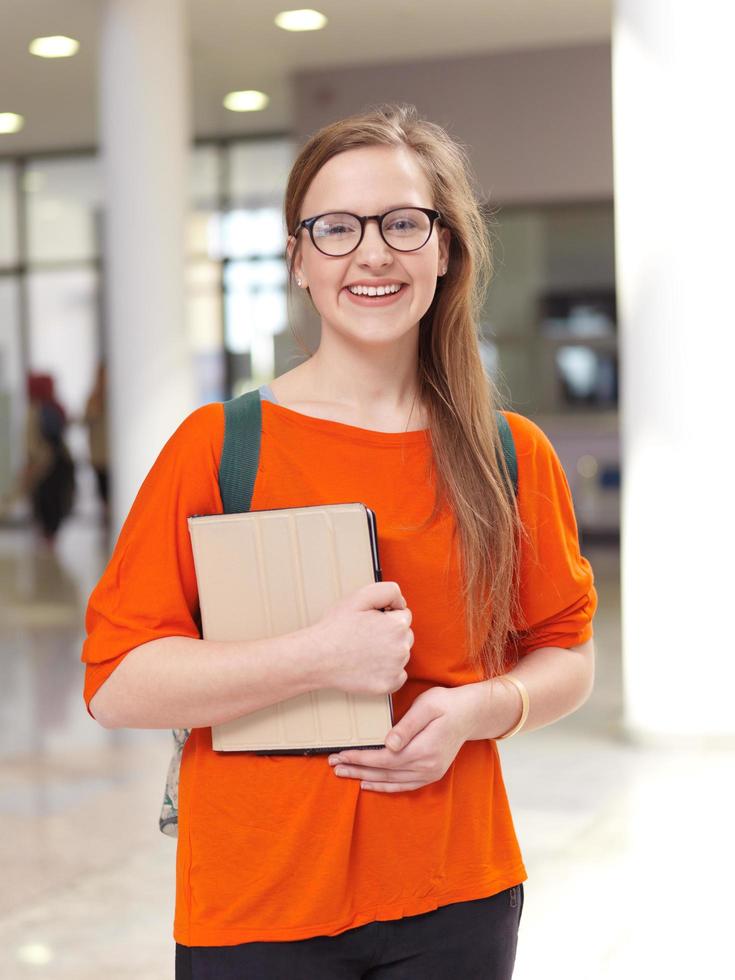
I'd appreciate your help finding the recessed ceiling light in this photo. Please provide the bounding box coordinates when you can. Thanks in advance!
[29,35,80,58]
[0,113,24,134]
[275,9,328,32]
[17,944,53,966]
[223,90,269,113]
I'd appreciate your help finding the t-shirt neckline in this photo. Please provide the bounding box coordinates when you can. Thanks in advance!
[259,390,430,446]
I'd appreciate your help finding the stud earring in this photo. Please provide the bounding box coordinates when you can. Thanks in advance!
[296,278,303,287]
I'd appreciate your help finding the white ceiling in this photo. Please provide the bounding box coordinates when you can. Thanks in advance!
[0,0,611,155]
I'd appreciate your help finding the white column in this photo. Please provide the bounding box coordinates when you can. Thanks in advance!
[100,0,194,537]
[613,1,735,739]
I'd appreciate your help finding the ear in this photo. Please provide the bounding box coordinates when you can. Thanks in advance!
[437,225,451,273]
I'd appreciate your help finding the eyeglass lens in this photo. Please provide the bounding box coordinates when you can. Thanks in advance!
[311,208,432,255]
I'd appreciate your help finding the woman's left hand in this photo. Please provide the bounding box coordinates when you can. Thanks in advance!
[327,685,477,793]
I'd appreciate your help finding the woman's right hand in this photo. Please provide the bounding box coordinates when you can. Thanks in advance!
[308,581,414,696]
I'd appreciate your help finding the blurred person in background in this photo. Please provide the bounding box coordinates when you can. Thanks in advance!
[22,373,75,547]
[83,362,109,528]
[82,104,596,979]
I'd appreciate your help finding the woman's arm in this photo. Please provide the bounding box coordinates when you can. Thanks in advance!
[324,640,595,793]
[460,638,596,741]
[89,579,412,731]
[89,627,325,730]
[325,416,598,790]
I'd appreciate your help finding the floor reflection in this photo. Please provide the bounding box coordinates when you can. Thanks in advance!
[0,517,731,979]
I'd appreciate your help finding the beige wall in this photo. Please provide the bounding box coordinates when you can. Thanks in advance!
[292,43,612,205]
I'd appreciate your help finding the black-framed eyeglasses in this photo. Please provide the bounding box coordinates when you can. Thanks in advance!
[294,207,442,257]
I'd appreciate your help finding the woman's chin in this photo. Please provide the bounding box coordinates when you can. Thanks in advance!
[328,316,418,345]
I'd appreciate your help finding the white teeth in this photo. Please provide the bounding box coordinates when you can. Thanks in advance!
[347,283,403,296]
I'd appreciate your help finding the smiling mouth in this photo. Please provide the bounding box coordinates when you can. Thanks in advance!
[343,284,408,302]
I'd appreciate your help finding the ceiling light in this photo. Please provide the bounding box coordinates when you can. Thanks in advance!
[29,35,80,58]
[0,113,24,134]
[17,944,53,966]
[223,90,269,113]
[275,9,328,31]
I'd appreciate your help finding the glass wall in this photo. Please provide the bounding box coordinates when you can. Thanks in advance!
[0,136,295,523]
[0,163,17,267]
[0,276,21,499]
[224,139,293,393]
[0,162,21,500]
[483,202,619,536]
[25,156,102,264]
[0,145,616,534]
[186,137,295,398]
[483,202,617,415]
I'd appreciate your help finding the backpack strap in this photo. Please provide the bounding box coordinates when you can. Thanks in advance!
[495,411,518,497]
[219,388,263,514]
[219,396,517,507]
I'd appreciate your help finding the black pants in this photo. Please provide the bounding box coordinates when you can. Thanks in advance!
[176,884,524,979]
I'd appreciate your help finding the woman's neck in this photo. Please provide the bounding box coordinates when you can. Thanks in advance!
[268,360,428,432]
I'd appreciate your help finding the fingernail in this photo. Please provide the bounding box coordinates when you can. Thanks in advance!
[386,735,401,750]
[328,755,340,765]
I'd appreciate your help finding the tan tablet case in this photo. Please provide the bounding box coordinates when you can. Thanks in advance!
[187,502,394,754]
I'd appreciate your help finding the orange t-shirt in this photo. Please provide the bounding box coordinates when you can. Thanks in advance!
[82,394,597,946]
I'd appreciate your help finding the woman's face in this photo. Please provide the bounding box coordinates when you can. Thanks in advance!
[288,145,451,347]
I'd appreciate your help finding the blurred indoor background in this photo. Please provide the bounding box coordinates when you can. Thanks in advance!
[0,1,732,978]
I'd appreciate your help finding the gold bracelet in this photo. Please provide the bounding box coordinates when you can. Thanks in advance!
[495,674,529,740]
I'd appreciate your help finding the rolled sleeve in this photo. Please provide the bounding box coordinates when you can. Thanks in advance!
[505,412,598,655]
[81,403,225,715]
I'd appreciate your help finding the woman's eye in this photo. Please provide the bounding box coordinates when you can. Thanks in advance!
[316,224,354,237]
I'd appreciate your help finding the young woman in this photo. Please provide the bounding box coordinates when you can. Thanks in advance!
[82,104,597,979]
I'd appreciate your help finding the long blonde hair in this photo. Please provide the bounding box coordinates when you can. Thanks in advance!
[284,103,526,679]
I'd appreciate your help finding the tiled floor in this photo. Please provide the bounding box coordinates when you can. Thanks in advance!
[0,518,732,979]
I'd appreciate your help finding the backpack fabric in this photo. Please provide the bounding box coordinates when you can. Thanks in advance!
[159,389,518,836]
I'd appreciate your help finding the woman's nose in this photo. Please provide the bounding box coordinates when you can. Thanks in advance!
[355,218,393,266]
